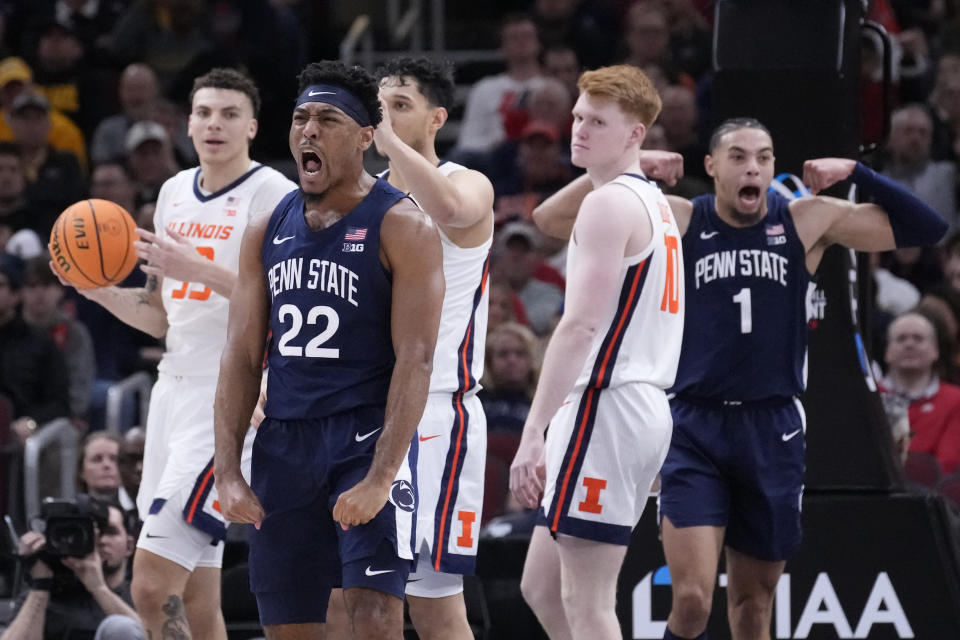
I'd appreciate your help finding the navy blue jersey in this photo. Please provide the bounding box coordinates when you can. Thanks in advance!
[671,192,809,401]
[262,179,407,419]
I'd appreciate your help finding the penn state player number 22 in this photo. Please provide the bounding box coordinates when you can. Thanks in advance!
[276,304,340,358]
[732,287,752,333]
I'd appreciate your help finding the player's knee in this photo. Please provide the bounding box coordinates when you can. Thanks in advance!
[349,597,401,639]
[520,572,553,614]
[671,581,713,624]
[131,572,167,612]
[728,591,774,632]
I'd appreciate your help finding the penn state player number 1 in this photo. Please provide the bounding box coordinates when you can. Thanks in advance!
[277,303,341,358]
[732,287,752,334]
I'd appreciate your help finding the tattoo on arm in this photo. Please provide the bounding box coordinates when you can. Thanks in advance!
[137,275,159,307]
[159,594,190,640]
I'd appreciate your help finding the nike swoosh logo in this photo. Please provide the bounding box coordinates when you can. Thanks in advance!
[419,434,441,442]
[355,427,382,442]
[145,532,168,539]
[365,566,395,576]
[700,231,719,240]
[273,235,295,245]
[782,429,802,442]
[309,90,336,96]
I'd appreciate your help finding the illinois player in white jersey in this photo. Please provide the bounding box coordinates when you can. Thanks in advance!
[63,68,295,639]
[345,57,493,640]
[510,65,684,640]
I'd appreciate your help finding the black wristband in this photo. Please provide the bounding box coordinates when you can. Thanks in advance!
[27,576,54,591]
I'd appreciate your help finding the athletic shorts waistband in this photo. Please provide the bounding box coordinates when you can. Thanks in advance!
[672,393,796,410]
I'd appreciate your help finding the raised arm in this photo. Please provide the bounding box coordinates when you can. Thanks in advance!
[375,103,494,239]
[794,158,948,271]
[532,150,687,240]
[511,185,651,507]
[332,201,444,528]
[213,209,272,528]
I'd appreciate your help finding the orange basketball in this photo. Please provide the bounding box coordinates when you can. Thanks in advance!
[48,199,139,289]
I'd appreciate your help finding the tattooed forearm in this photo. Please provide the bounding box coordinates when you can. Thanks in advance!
[160,595,190,640]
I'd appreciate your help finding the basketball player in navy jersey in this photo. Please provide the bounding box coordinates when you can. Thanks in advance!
[533,117,946,640]
[511,65,686,640]
[213,61,444,640]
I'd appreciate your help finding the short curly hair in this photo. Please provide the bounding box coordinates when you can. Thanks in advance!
[376,57,455,111]
[297,61,382,127]
[190,67,261,118]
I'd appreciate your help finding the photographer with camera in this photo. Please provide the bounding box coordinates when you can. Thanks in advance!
[1,498,143,640]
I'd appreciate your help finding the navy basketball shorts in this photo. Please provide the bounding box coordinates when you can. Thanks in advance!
[248,406,417,626]
[659,396,806,562]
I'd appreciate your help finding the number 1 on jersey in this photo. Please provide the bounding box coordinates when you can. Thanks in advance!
[732,287,752,333]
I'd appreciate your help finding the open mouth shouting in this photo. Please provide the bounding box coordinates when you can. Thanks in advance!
[737,185,762,211]
[301,149,323,176]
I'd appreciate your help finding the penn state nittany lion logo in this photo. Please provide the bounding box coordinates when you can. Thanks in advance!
[389,479,415,513]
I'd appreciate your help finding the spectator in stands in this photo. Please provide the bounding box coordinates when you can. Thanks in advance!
[881,104,958,231]
[488,281,530,331]
[881,309,960,475]
[532,0,611,69]
[658,83,709,181]
[622,1,671,70]
[659,0,713,79]
[105,0,212,94]
[455,14,546,154]
[479,321,540,434]
[1,500,143,640]
[90,162,137,212]
[78,431,134,509]
[7,91,87,235]
[28,17,115,137]
[0,56,86,170]
[21,0,128,62]
[490,222,564,335]
[542,45,581,103]
[20,257,95,421]
[491,121,574,223]
[0,253,69,445]
[929,54,960,161]
[90,63,158,165]
[123,120,177,204]
[0,142,44,256]
[119,427,145,507]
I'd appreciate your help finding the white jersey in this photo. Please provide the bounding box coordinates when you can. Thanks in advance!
[568,172,685,391]
[154,163,296,376]
[381,161,492,395]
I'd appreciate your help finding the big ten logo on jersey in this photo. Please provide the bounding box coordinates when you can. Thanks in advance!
[767,222,787,246]
[661,234,680,314]
[806,281,827,329]
[342,225,366,253]
[223,195,239,217]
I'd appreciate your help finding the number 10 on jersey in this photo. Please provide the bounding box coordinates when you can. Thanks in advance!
[660,234,680,314]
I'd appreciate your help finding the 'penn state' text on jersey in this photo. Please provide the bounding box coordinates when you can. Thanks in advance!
[262,179,409,419]
[671,191,809,401]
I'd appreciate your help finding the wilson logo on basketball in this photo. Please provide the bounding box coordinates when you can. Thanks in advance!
[48,199,139,289]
